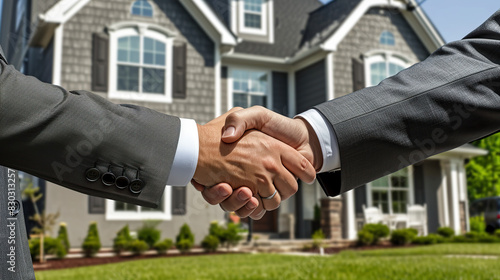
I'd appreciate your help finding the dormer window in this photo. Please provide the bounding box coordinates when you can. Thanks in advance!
[380,31,395,46]
[131,0,153,17]
[243,0,263,29]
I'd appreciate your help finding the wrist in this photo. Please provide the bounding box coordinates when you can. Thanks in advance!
[296,118,323,171]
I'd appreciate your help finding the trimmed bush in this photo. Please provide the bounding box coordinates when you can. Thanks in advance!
[209,221,226,244]
[113,225,133,256]
[82,222,101,257]
[477,233,497,243]
[390,229,417,246]
[362,224,390,245]
[437,227,455,238]
[494,229,500,239]
[29,237,67,260]
[312,229,325,249]
[223,223,243,248]
[154,239,173,255]
[357,230,374,246]
[464,231,479,241]
[470,216,486,233]
[176,239,193,254]
[138,221,161,249]
[57,222,70,254]
[201,235,220,252]
[176,224,195,253]
[127,239,149,255]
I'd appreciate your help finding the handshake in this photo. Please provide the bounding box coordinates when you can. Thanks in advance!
[192,106,323,220]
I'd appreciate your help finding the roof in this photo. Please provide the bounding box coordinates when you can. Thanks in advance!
[233,0,324,58]
[430,144,488,160]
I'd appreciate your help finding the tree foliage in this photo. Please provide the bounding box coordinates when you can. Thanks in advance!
[467,133,500,201]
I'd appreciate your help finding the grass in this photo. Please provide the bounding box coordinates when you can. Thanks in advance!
[36,244,500,280]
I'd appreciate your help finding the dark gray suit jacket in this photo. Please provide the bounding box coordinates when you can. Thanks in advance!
[0,45,180,279]
[316,10,500,197]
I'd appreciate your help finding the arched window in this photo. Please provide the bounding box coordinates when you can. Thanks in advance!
[131,0,153,17]
[380,31,395,46]
[108,23,174,103]
[365,52,408,86]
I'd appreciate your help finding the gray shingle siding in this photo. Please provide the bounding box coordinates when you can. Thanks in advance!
[334,8,430,98]
[295,59,326,114]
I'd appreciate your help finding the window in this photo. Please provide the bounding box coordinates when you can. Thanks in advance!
[368,168,413,214]
[231,69,268,108]
[365,53,407,86]
[131,0,153,17]
[106,186,172,220]
[238,0,267,35]
[380,31,395,46]
[108,24,173,103]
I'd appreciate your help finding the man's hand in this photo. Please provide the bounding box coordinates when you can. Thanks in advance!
[193,106,324,219]
[193,108,316,211]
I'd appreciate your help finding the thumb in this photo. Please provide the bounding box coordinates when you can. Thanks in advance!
[222,106,270,143]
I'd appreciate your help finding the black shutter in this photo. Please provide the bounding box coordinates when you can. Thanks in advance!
[172,186,186,215]
[88,196,105,214]
[272,71,288,116]
[92,33,109,92]
[352,58,365,92]
[173,43,187,99]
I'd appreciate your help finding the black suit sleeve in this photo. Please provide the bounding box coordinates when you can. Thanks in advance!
[315,10,500,196]
[0,49,180,208]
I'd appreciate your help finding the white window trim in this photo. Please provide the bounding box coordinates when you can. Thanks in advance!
[227,67,273,111]
[238,0,267,36]
[363,51,411,87]
[380,30,395,46]
[367,166,414,215]
[108,25,173,103]
[105,185,172,221]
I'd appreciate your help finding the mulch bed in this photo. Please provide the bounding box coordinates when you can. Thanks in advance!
[33,251,230,271]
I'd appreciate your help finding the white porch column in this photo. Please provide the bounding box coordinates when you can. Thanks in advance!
[345,190,357,240]
[52,24,64,86]
[449,160,461,234]
[438,161,450,227]
[458,161,470,232]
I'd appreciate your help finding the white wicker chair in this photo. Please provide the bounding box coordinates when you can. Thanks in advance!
[407,204,428,236]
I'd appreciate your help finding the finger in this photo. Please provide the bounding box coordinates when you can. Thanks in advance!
[272,165,298,201]
[280,145,317,184]
[219,187,253,212]
[234,197,259,218]
[222,106,270,143]
[259,185,282,211]
[201,183,233,205]
[249,199,267,220]
[191,179,205,192]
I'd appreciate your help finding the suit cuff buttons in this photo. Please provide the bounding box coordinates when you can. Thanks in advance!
[85,165,145,195]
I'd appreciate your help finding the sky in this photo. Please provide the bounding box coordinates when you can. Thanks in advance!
[320,0,499,43]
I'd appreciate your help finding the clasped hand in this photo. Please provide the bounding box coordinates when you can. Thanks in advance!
[192,107,322,220]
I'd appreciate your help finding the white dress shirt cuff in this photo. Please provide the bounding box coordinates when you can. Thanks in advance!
[166,118,199,186]
[297,109,341,173]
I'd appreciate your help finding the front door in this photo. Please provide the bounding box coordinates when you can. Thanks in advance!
[248,210,278,232]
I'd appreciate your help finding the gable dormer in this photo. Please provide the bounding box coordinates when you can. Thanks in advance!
[230,0,274,44]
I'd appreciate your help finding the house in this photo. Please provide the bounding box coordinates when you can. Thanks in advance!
[1,0,487,247]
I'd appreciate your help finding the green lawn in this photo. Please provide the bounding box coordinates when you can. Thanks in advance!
[36,244,500,280]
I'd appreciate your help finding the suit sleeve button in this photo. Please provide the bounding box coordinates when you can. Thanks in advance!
[115,176,130,189]
[85,168,101,182]
[129,179,144,194]
[102,172,116,186]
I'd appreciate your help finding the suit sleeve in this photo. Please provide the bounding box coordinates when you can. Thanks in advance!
[0,50,180,208]
[315,10,500,197]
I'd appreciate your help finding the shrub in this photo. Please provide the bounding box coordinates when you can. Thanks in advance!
[209,221,226,244]
[412,234,444,245]
[477,233,497,243]
[113,225,133,256]
[29,237,67,260]
[154,239,173,255]
[223,223,243,248]
[494,229,500,239]
[82,222,101,257]
[362,224,390,245]
[437,227,455,238]
[464,231,479,241]
[390,229,417,246]
[138,221,161,249]
[201,235,220,252]
[470,216,486,233]
[176,239,193,254]
[312,229,325,249]
[357,230,374,246]
[176,224,195,253]
[451,235,468,243]
[57,222,70,254]
[127,239,149,255]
